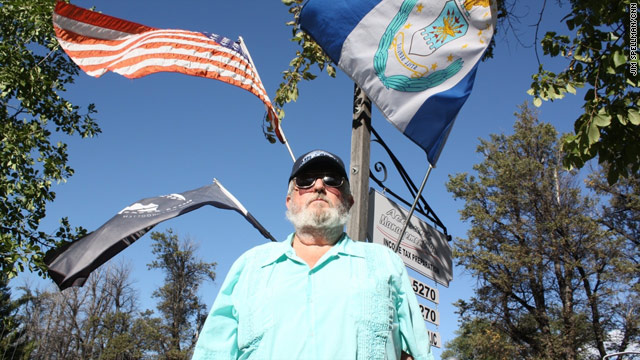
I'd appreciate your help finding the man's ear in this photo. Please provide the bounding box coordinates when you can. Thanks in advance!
[347,195,354,210]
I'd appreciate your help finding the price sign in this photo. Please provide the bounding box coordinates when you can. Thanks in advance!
[410,276,439,304]
[418,303,440,325]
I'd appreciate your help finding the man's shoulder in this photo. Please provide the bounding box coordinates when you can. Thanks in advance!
[349,238,397,255]
[345,239,409,283]
[240,240,285,257]
[244,240,284,252]
[223,240,287,278]
[347,238,404,264]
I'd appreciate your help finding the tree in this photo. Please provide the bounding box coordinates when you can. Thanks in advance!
[0,0,100,278]
[0,275,32,360]
[18,262,146,359]
[147,229,216,360]
[444,103,638,359]
[585,166,640,352]
[275,0,638,184]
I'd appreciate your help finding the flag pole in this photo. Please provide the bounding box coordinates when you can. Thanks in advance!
[214,178,278,242]
[238,36,296,162]
[393,162,433,254]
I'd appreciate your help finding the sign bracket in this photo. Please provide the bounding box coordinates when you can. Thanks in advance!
[368,125,450,240]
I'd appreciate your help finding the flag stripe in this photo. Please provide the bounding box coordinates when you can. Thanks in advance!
[53,1,284,143]
[55,32,269,101]
[55,30,249,64]
[55,32,256,78]
[58,41,252,76]
[53,3,153,37]
[405,66,479,164]
[54,28,264,96]
[53,12,140,40]
[111,62,268,102]
[300,0,380,63]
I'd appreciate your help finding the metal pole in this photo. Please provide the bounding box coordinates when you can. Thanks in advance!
[346,84,372,242]
[393,163,433,253]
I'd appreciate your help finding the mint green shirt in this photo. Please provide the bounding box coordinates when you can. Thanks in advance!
[192,233,434,360]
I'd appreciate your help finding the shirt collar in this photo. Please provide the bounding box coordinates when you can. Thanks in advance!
[332,232,365,258]
[260,232,365,268]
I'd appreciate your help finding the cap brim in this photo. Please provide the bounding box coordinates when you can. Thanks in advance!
[290,158,348,182]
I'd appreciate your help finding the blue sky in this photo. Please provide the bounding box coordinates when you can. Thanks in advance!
[15,0,588,358]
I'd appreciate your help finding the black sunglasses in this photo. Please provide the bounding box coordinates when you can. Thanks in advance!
[294,174,345,189]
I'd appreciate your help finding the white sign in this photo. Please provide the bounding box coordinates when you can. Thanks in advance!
[410,276,439,304]
[418,302,440,325]
[427,330,441,348]
[367,189,453,287]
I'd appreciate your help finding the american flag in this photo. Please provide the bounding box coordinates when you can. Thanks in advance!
[52,1,283,143]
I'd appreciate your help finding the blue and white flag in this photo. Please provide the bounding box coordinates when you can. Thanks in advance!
[300,0,496,165]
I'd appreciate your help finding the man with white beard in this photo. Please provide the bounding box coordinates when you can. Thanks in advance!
[193,150,433,360]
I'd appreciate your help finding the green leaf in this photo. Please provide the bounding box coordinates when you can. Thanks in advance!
[327,65,336,77]
[612,49,626,68]
[533,97,542,107]
[588,122,600,144]
[593,114,611,127]
[616,114,627,125]
[629,108,640,125]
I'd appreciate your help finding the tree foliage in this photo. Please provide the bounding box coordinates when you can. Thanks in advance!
[0,275,32,360]
[0,0,100,279]
[585,165,640,352]
[266,0,336,142]
[147,229,216,360]
[444,103,638,359]
[526,0,639,184]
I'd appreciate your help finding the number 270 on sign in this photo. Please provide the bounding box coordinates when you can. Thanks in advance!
[419,303,440,326]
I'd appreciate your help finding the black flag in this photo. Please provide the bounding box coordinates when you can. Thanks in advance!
[45,179,275,290]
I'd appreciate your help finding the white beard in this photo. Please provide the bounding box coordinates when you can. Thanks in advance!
[286,194,350,238]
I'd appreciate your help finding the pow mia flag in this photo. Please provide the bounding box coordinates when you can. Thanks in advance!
[45,179,275,290]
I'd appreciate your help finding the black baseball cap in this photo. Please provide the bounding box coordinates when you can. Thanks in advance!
[288,150,348,183]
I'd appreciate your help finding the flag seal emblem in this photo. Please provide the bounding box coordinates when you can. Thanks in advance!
[412,0,469,55]
[375,0,492,92]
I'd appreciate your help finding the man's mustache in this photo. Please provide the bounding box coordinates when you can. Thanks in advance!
[306,194,329,206]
